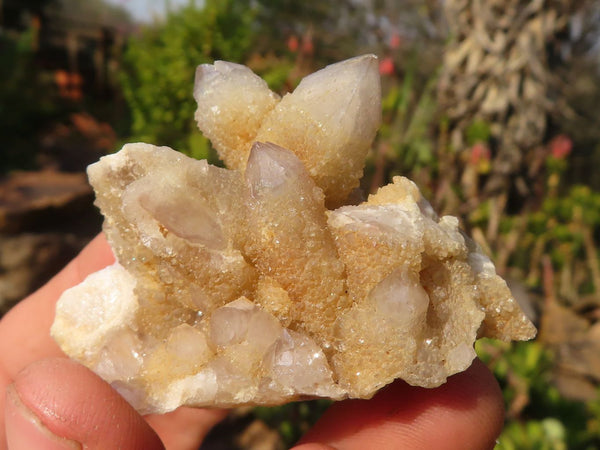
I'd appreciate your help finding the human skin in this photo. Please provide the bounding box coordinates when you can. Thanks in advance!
[0,234,505,449]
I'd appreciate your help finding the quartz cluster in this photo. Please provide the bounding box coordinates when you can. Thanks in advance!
[51,55,536,414]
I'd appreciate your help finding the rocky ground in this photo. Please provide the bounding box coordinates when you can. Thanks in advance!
[0,169,101,315]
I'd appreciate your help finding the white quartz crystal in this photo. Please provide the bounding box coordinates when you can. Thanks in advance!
[52,56,536,414]
[194,61,280,171]
[195,55,381,207]
[52,263,138,360]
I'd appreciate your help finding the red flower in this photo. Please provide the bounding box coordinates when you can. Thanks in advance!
[390,33,402,49]
[301,35,314,55]
[469,142,490,165]
[379,57,394,76]
[287,35,299,53]
[549,135,572,159]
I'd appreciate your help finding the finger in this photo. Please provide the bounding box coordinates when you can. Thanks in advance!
[144,407,228,450]
[295,359,504,450]
[0,233,114,379]
[0,234,227,450]
[0,234,114,448]
[5,358,164,450]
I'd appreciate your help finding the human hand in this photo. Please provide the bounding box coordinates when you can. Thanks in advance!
[0,234,504,449]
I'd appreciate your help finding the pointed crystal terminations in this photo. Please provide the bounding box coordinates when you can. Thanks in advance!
[244,143,348,347]
[194,61,280,171]
[194,55,381,207]
[52,56,536,414]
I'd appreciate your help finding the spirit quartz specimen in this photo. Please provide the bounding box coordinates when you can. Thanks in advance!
[51,55,536,414]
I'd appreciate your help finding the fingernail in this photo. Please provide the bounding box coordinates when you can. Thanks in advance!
[5,384,81,450]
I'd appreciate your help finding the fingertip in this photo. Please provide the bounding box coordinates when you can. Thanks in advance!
[144,406,228,450]
[299,359,504,450]
[293,443,337,450]
[10,358,164,450]
[72,233,115,281]
[5,384,80,450]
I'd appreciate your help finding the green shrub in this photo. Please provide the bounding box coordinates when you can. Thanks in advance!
[477,340,600,449]
[119,0,256,160]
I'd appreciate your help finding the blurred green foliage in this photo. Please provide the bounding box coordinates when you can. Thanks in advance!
[465,119,492,146]
[0,27,62,172]
[472,170,600,294]
[119,0,256,160]
[477,340,600,449]
[253,399,332,447]
[379,58,438,174]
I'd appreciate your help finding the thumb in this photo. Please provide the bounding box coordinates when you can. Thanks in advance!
[5,358,164,450]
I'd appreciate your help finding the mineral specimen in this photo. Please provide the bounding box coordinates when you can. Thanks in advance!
[51,55,536,414]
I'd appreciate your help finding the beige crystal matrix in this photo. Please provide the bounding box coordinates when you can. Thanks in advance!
[51,55,536,414]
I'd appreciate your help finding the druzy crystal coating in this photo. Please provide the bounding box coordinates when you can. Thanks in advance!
[52,55,535,414]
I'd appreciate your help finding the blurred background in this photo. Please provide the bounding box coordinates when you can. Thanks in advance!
[1,0,600,448]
